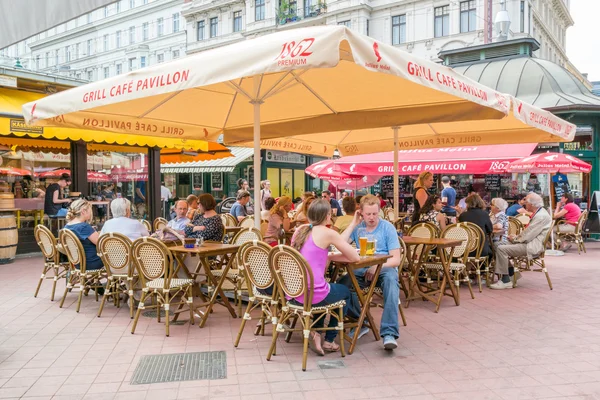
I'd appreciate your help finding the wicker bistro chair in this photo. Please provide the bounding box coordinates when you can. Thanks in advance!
[221,213,238,227]
[96,233,137,318]
[508,217,523,236]
[515,214,531,226]
[406,222,440,284]
[33,225,70,301]
[210,227,263,316]
[234,240,280,348]
[58,229,106,313]
[267,245,346,372]
[556,210,588,254]
[508,220,554,290]
[130,237,195,337]
[140,219,152,233]
[462,222,490,292]
[153,217,168,232]
[422,223,475,307]
[239,216,255,229]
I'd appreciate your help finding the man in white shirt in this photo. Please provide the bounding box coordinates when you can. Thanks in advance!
[160,181,172,219]
[167,200,190,234]
[100,198,149,241]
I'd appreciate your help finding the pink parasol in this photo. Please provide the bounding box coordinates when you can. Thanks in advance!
[506,153,592,174]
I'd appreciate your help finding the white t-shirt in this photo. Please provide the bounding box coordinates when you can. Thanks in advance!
[160,185,172,201]
[100,217,150,241]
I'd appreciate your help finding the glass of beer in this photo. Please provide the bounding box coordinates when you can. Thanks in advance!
[357,228,367,256]
[366,234,376,256]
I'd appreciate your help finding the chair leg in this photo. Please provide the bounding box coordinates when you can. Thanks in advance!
[165,293,170,337]
[541,260,553,290]
[399,302,407,327]
[235,300,254,347]
[188,287,195,326]
[475,267,482,293]
[129,288,135,319]
[465,271,475,299]
[59,284,70,308]
[131,291,148,334]
[285,315,298,343]
[34,264,49,298]
[266,316,282,361]
[301,315,311,371]
[97,282,111,318]
[338,305,345,357]
[76,279,85,313]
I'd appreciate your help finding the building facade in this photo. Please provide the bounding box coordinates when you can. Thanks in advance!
[0,0,186,81]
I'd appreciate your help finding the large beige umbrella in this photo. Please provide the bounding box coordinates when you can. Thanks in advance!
[22,26,513,226]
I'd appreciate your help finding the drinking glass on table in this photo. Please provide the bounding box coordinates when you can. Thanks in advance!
[366,234,376,256]
[357,228,367,256]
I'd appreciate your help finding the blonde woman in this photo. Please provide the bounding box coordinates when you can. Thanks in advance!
[265,196,293,246]
[64,199,104,270]
[411,171,434,223]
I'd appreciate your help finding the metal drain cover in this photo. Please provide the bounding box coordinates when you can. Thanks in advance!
[142,310,174,318]
[317,360,345,369]
[130,351,227,385]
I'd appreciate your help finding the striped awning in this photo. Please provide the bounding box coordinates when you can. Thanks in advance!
[161,147,253,173]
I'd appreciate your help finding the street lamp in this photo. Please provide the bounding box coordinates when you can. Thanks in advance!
[495,0,511,41]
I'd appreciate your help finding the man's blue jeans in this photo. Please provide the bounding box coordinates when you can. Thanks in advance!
[339,267,400,339]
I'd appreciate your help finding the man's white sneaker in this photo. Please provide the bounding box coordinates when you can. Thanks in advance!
[489,281,513,290]
[383,336,398,350]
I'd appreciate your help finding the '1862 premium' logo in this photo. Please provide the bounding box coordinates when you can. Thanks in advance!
[276,38,315,67]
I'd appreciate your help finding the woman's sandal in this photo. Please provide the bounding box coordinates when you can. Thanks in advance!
[309,332,324,356]
[322,340,340,353]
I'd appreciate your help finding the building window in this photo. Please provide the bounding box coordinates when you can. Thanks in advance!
[197,20,205,40]
[142,22,149,40]
[117,30,122,48]
[520,0,525,33]
[157,17,164,37]
[104,6,108,17]
[116,63,122,74]
[460,1,476,33]
[210,17,218,38]
[55,49,59,65]
[87,13,92,23]
[103,34,109,51]
[255,0,265,21]
[434,5,450,37]
[157,53,164,63]
[130,0,135,8]
[75,43,80,59]
[288,0,297,16]
[392,14,406,45]
[338,20,351,27]
[304,0,312,17]
[140,56,146,68]
[233,10,242,32]
[129,57,136,70]
[143,0,147,4]
[65,46,70,62]
[129,26,136,44]
[45,52,49,67]
[87,39,92,56]
[172,50,180,59]
[35,55,40,70]
[528,3,532,34]
[173,13,180,32]
[87,70,93,81]
[104,66,110,78]
[116,1,121,12]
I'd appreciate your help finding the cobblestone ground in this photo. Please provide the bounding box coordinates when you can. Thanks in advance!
[1,243,600,400]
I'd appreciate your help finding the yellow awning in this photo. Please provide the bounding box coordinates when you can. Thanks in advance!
[0,88,225,152]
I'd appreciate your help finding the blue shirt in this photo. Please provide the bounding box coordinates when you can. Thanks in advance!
[134,181,146,204]
[330,199,342,217]
[65,222,104,270]
[441,186,456,214]
[230,202,247,220]
[167,216,190,231]
[506,203,522,217]
[350,219,400,256]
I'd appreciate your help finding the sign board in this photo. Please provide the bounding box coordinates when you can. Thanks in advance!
[211,172,223,191]
[0,75,17,88]
[10,119,44,134]
[193,173,203,190]
[265,150,306,165]
[552,173,570,201]
[484,174,501,191]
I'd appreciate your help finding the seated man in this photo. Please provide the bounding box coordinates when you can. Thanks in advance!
[553,193,581,251]
[341,194,402,350]
[100,198,150,241]
[230,191,250,223]
[506,194,527,217]
[167,200,190,234]
[491,192,551,290]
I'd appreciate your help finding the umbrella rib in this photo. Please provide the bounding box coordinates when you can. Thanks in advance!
[290,71,337,114]
[226,80,253,100]
[260,70,307,101]
[136,90,183,118]
[428,124,439,135]
[221,90,239,130]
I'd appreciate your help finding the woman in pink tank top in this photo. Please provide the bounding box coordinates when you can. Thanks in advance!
[291,199,361,355]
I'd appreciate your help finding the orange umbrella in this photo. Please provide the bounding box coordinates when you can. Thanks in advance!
[0,166,33,176]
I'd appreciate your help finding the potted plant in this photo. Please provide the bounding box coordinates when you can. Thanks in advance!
[277,0,290,24]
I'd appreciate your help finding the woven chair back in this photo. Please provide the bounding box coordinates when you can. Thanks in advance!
[97,233,133,278]
[34,225,58,261]
[59,229,87,272]
[461,221,484,256]
[131,237,172,288]
[440,223,471,262]
[232,227,263,245]
[241,241,275,291]
[153,217,168,232]
[221,213,238,227]
[515,214,531,226]
[384,208,396,222]
[269,245,312,308]
[408,222,439,239]
[508,217,523,236]
[576,210,588,234]
[239,216,255,229]
[140,219,152,232]
[537,220,555,260]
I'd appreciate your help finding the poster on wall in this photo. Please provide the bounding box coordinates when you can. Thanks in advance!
[211,172,223,191]
[294,169,304,199]
[193,173,203,191]
[267,168,280,197]
[281,169,293,197]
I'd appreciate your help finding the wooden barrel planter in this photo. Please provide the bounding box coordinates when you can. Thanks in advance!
[0,211,18,264]
[0,192,15,209]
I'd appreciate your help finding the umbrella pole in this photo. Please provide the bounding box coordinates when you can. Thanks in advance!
[252,75,262,229]
[546,172,564,256]
[393,126,399,220]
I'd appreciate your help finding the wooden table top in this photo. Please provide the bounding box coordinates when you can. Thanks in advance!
[170,242,240,256]
[402,236,463,247]
[336,254,392,269]
[225,226,243,233]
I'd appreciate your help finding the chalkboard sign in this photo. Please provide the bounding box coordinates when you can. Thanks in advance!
[485,174,501,191]
[552,173,570,201]
[211,172,223,191]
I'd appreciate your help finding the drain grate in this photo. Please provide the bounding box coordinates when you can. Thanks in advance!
[142,310,174,318]
[317,360,346,369]
[130,351,227,385]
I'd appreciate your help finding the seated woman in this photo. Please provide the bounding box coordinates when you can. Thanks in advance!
[292,193,315,227]
[184,194,224,242]
[261,197,276,221]
[458,193,493,257]
[418,195,447,231]
[333,196,357,234]
[265,196,293,246]
[291,199,361,355]
[64,199,104,271]
[490,197,509,245]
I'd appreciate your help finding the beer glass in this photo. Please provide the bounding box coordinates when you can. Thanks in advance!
[357,228,367,256]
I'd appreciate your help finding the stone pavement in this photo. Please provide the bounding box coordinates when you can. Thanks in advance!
[1,243,600,400]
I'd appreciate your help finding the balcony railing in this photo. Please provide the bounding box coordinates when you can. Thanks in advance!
[277,1,327,25]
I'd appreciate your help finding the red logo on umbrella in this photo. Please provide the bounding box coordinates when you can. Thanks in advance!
[517,102,523,114]
[30,103,37,118]
[373,42,382,62]
[203,128,209,138]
